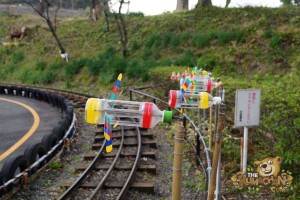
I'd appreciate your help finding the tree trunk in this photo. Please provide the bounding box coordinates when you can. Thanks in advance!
[225,0,231,8]
[71,0,74,10]
[197,0,212,7]
[114,0,128,58]
[176,0,189,11]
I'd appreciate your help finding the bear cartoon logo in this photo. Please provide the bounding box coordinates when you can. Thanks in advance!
[254,156,282,177]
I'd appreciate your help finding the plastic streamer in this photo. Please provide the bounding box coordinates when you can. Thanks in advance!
[110,73,122,100]
[104,73,123,153]
[104,113,113,153]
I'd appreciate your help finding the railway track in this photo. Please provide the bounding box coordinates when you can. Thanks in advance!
[59,123,155,200]
[1,84,159,199]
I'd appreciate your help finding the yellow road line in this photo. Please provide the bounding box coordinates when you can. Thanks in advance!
[0,98,40,161]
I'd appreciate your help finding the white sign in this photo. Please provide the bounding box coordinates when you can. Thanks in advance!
[234,89,261,127]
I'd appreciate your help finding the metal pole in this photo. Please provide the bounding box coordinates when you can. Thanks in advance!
[215,150,221,199]
[242,127,248,174]
[209,106,213,150]
[196,109,201,165]
[172,124,185,200]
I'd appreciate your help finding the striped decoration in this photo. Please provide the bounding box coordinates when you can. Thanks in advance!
[104,114,113,153]
[110,73,122,100]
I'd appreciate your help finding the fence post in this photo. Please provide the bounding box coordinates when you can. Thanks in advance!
[129,89,133,101]
[172,124,185,200]
[208,110,224,200]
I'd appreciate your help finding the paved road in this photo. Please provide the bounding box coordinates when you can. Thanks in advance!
[0,94,62,169]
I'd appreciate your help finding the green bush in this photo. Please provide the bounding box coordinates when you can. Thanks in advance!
[196,54,216,71]
[127,59,156,81]
[145,33,159,49]
[217,30,245,44]
[86,58,100,75]
[160,32,171,48]
[64,58,87,79]
[142,48,151,60]
[170,33,180,48]
[36,60,46,71]
[192,33,211,48]
[11,51,25,64]
[131,40,140,51]
[40,70,54,84]
[18,69,31,83]
[2,48,13,56]
[270,34,281,49]
[174,48,195,66]
[263,29,275,39]
[102,46,116,59]
[49,60,63,70]
[127,12,144,17]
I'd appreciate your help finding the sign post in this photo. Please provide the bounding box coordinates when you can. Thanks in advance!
[234,89,261,174]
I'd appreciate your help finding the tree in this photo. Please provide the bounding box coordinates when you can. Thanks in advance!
[197,0,212,7]
[112,0,129,58]
[225,0,231,8]
[9,0,68,62]
[90,0,109,21]
[176,0,189,11]
[281,0,300,5]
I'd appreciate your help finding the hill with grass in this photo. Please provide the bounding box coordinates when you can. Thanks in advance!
[0,5,299,198]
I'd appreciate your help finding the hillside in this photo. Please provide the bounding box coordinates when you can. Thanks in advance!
[0,5,300,198]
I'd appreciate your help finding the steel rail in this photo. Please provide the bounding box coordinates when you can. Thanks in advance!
[59,130,106,200]
[90,125,125,199]
[117,122,142,200]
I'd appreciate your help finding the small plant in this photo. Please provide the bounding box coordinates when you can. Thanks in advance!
[49,160,63,171]
[131,40,140,51]
[270,34,281,49]
[170,33,180,48]
[40,70,54,84]
[197,54,216,71]
[11,51,25,64]
[127,12,144,17]
[192,33,211,48]
[217,30,245,45]
[145,33,159,49]
[36,60,46,71]
[160,32,171,48]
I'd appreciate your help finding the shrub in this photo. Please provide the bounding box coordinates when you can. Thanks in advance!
[263,29,274,39]
[64,58,87,79]
[18,69,31,83]
[40,70,54,84]
[142,48,151,60]
[270,34,281,49]
[145,33,159,49]
[11,51,25,64]
[128,12,144,17]
[102,46,116,59]
[192,33,211,48]
[196,54,216,71]
[217,30,245,44]
[174,48,195,66]
[159,32,170,48]
[86,58,100,75]
[131,40,140,51]
[170,33,181,48]
[36,60,47,71]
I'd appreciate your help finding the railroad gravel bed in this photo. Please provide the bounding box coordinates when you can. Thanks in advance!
[10,111,203,199]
